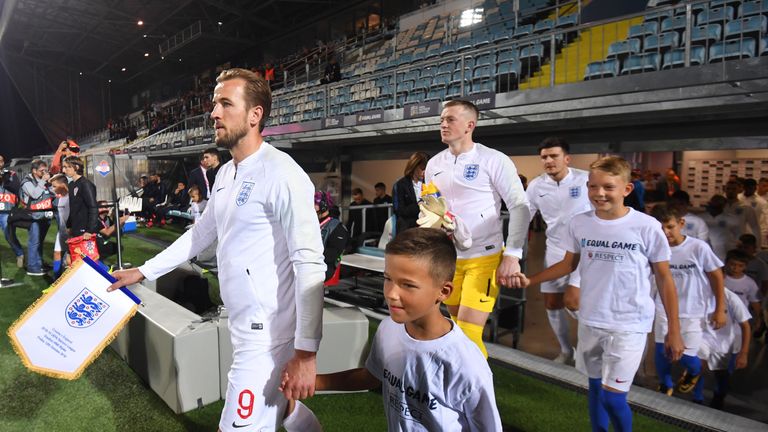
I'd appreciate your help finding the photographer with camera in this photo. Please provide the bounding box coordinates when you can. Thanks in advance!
[0,154,25,267]
[20,159,56,276]
[49,138,80,175]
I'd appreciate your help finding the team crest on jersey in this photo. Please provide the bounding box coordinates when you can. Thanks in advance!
[463,164,480,181]
[66,288,109,328]
[236,181,255,206]
[569,187,580,198]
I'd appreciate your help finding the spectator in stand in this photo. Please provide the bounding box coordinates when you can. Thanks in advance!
[656,168,681,201]
[156,181,189,224]
[346,187,372,239]
[20,159,56,276]
[264,63,275,84]
[50,139,80,175]
[320,57,341,84]
[0,154,24,267]
[624,170,646,212]
[62,156,99,243]
[393,151,429,235]
[372,182,392,233]
[188,152,210,200]
[203,148,222,189]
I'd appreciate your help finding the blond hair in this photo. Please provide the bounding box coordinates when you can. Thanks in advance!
[216,68,272,131]
[589,156,631,183]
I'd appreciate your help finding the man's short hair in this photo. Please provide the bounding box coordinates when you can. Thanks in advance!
[738,234,757,248]
[351,187,363,195]
[64,156,85,175]
[669,190,691,205]
[444,99,479,121]
[589,156,631,183]
[189,184,200,195]
[743,178,757,188]
[216,68,272,132]
[374,182,386,190]
[538,137,570,154]
[650,203,684,224]
[31,159,47,170]
[203,148,220,160]
[385,228,457,283]
[725,249,750,265]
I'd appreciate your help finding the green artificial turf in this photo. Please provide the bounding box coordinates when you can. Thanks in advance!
[0,226,684,431]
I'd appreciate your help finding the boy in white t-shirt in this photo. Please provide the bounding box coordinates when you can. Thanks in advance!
[737,234,768,339]
[693,289,751,409]
[724,249,763,329]
[649,204,726,397]
[514,156,684,432]
[286,228,502,431]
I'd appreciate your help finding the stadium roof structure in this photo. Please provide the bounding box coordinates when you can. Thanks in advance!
[0,0,353,83]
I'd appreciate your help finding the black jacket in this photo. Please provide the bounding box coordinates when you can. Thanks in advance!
[392,176,420,235]
[187,166,208,200]
[206,164,221,191]
[320,217,349,281]
[68,176,100,235]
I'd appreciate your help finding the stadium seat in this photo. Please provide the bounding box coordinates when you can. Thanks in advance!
[450,68,471,85]
[424,88,447,102]
[644,31,680,52]
[437,61,455,75]
[762,35,768,54]
[629,21,659,39]
[472,65,493,81]
[673,3,708,16]
[740,0,768,18]
[645,10,674,23]
[445,82,465,99]
[474,53,493,67]
[514,24,533,39]
[533,19,554,34]
[405,89,425,105]
[457,35,474,52]
[396,80,414,94]
[555,14,579,28]
[420,66,437,78]
[470,79,497,94]
[661,15,688,33]
[432,73,451,88]
[496,60,521,79]
[473,33,491,48]
[708,37,757,61]
[413,77,432,93]
[519,43,545,63]
[440,44,456,55]
[583,59,620,80]
[497,49,516,64]
[607,38,642,58]
[621,52,661,74]
[724,15,767,40]
[686,23,723,46]
[697,6,735,25]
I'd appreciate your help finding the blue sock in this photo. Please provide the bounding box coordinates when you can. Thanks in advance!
[679,354,702,377]
[53,260,61,275]
[601,390,633,432]
[654,342,673,389]
[588,378,609,432]
[692,372,705,402]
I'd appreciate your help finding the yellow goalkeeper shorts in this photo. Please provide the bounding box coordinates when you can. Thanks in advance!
[444,252,501,313]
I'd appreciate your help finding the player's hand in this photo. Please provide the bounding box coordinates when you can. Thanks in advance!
[710,309,727,330]
[83,232,93,240]
[107,268,145,292]
[664,330,684,362]
[735,352,748,369]
[417,204,442,229]
[496,255,521,288]
[280,350,317,400]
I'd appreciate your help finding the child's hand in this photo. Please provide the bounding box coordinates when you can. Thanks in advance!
[735,352,748,369]
[509,272,529,288]
[278,371,291,395]
[710,309,726,330]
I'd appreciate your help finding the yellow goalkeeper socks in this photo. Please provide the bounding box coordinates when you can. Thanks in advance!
[457,320,487,358]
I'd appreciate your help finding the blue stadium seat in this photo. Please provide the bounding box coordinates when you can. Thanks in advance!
[519,43,545,64]
[555,14,579,28]
[473,33,491,48]
[424,88,447,102]
[396,80,414,94]
[440,44,456,55]
[686,23,722,46]
[644,31,680,52]
[470,80,497,94]
[474,53,493,66]
[621,52,661,74]
[445,83,465,99]
[629,21,659,39]
[432,73,451,88]
[533,19,554,34]
[741,0,768,18]
[450,68,471,85]
[496,60,521,79]
[457,35,474,52]
[762,35,768,54]
[724,15,767,40]
[425,48,441,60]
[420,66,437,78]
[697,6,735,25]
[661,16,688,33]
[583,59,620,80]
[708,37,757,61]
[413,77,432,92]
[403,70,420,82]
[645,10,674,23]
[607,38,642,57]
[405,89,425,105]
[437,61,456,75]
[514,24,533,39]
[397,52,413,66]
[497,49,517,64]
[492,26,512,43]
[472,65,493,80]
[412,51,425,63]
[673,3,708,16]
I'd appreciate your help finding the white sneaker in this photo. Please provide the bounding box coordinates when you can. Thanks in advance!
[553,349,574,365]
[17,255,24,268]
